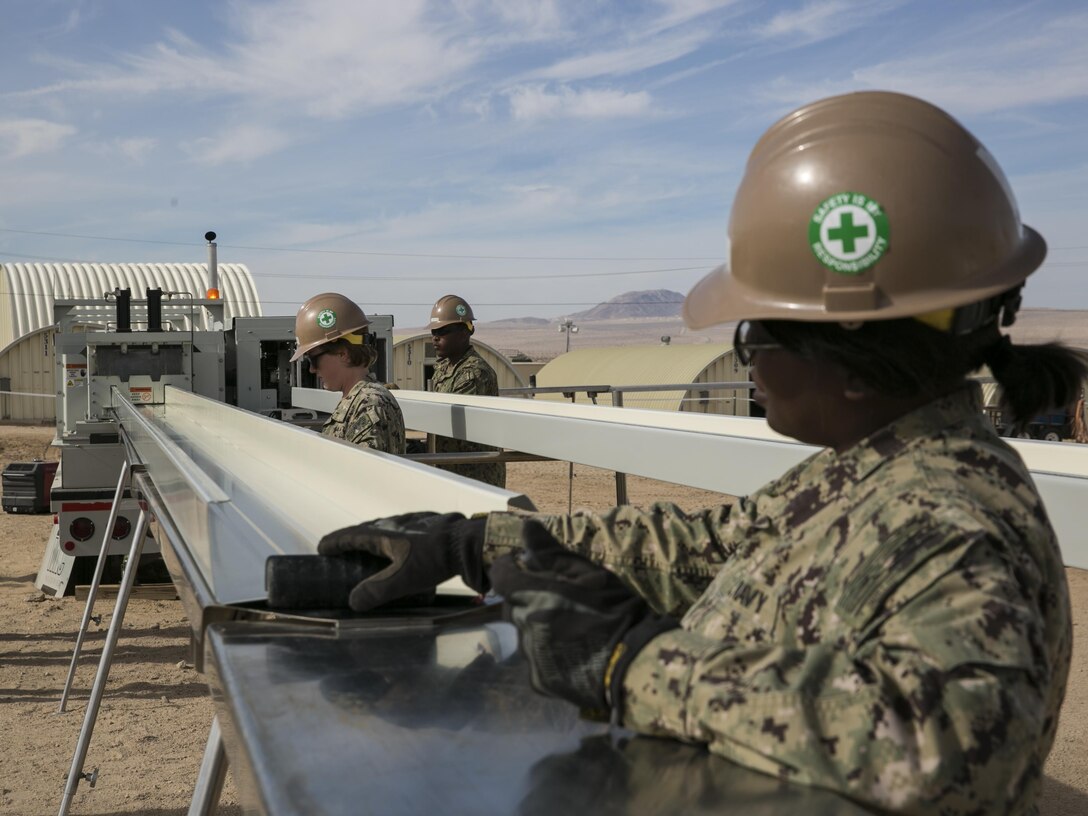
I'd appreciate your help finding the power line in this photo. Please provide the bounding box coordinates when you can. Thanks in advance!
[0,255,709,281]
[0,227,722,262]
[0,288,689,308]
[0,249,712,281]
[254,265,708,281]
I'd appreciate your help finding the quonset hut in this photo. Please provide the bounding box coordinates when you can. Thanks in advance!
[533,344,754,415]
[392,333,527,392]
[0,262,261,421]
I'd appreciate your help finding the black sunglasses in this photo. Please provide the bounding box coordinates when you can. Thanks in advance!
[430,324,464,338]
[303,347,332,368]
[733,320,784,365]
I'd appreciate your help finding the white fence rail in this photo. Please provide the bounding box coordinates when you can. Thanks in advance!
[295,387,1088,569]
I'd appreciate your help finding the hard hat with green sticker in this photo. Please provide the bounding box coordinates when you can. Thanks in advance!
[809,192,889,275]
[316,308,337,329]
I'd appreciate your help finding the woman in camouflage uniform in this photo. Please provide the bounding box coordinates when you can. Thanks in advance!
[317,94,1087,814]
[290,293,405,454]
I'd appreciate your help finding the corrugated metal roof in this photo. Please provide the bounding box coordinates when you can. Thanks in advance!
[0,262,262,347]
[535,344,735,410]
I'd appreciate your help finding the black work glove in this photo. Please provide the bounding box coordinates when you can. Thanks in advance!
[489,521,679,716]
[317,511,488,612]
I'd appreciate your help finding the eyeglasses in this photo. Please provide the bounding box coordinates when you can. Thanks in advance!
[430,324,461,338]
[733,320,784,365]
[303,347,331,368]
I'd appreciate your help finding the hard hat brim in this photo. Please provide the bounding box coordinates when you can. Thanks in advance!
[683,226,1045,329]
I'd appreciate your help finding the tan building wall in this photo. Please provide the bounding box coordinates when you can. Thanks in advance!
[0,327,57,423]
[533,344,754,416]
[392,335,527,393]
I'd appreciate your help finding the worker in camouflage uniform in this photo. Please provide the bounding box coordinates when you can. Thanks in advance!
[427,294,506,487]
[316,93,1087,814]
[290,292,405,454]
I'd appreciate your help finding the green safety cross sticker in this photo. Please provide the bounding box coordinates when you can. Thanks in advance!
[455,304,467,316]
[809,192,889,275]
[317,308,337,329]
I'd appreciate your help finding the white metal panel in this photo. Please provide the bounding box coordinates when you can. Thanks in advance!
[293,388,1088,569]
[117,387,532,604]
[297,386,814,496]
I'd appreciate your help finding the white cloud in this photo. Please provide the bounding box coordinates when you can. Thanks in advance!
[756,12,1088,116]
[452,0,565,35]
[653,0,740,32]
[183,125,291,165]
[507,85,653,121]
[115,137,157,163]
[529,27,713,82]
[18,1,484,120]
[0,118,76,158]
[756,1,902,44]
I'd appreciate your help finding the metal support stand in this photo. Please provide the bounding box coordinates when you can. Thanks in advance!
[566,392,577,513]
[58,461,136,713]
[57,506,150,816]
[611,391,629,505]
[188,717,227,816]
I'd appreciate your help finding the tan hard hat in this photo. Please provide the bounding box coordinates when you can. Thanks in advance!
[683,91,1045,330]
[290,292,370,362]
[429,294,475,331]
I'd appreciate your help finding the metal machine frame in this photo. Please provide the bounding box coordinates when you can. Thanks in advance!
[37,294,395,597]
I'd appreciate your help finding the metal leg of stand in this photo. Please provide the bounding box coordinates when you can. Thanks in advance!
[615,472,629,506]
[611,391,628,505]
[58,461,133,713]
[188,717,227,816]
[57,507,149,816]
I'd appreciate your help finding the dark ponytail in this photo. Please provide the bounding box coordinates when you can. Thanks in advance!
[764,318,1088,431]
[983,338,1088,430]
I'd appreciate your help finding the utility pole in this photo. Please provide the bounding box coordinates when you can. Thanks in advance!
[558,318,579,353]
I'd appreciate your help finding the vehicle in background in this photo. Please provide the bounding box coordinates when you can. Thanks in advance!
[988,407,1075,442]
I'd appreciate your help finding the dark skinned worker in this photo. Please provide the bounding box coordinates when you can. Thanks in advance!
[316,92,1087,814]
[427,295,506,487]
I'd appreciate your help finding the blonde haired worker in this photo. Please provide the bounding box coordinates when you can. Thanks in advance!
[290,293,405,454]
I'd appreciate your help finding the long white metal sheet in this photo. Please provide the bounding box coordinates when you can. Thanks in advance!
[294,387,1088,569]
[115,387,532,605]
[295,387,816,496]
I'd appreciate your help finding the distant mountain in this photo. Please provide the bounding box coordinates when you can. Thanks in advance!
[484,316,550,326]
[569,289,685,320]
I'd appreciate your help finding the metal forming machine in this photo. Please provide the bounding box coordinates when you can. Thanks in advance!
[35,292,394,596]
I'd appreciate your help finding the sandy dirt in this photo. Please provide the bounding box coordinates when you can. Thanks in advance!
[437,308,1088,362]
[2,424,1087,815]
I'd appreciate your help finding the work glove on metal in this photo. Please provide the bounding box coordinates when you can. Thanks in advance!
[489,521,679,718]
[317,511,488,612]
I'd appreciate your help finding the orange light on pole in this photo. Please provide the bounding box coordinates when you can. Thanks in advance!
[206,288,221,300]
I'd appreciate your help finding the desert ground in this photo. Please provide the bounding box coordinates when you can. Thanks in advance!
[448,308,1088,362]
[2,423,1087,815]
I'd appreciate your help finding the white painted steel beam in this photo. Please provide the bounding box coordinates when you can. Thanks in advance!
[295,387,815,496]
[294,387,1088,569]
[114,387,532,605]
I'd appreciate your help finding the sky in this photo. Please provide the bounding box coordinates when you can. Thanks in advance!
[1,0,1086,327]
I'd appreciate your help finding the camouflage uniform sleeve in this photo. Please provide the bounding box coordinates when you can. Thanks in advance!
[448,358,496,396]
[484,503,735,617]
[343,386,406,453]
[620,530,1059,813]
